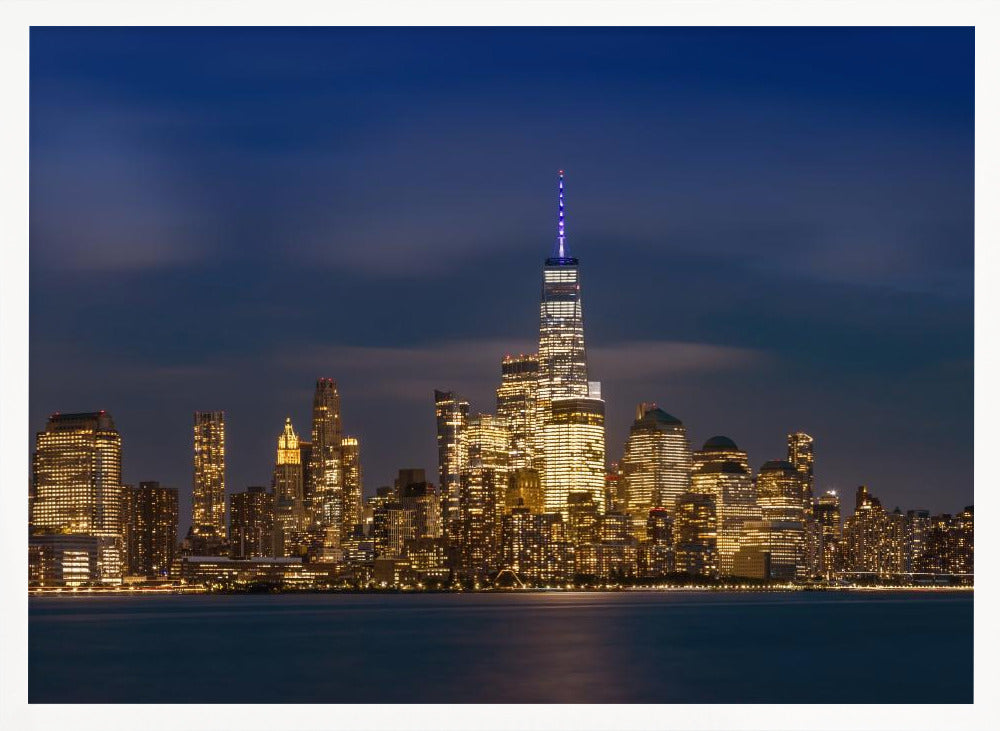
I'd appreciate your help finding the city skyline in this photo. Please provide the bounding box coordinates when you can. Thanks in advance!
[29,27,973,534]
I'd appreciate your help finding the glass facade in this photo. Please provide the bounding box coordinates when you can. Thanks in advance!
[192,410,226,543]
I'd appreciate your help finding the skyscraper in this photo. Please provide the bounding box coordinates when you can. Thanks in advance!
[32,411,122,539]
[31,411,124,581]
[459,413,510,579]
[272,417,305,557]
[815,490,842,577]
[787,432,815,515]
[230,486,274,559]
[435,389,469,540]
[691,460,759,576]
[674,492,718,577]
[620,405,694,530]
[536,172,598,498]
[540,396,606,517]
[192,411,226,548]
[121,481,178,579]
[309,378,343,547]
[496,353,539,470]
[340,436,363,538]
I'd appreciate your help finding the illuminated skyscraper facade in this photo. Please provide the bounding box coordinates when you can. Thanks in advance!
[496,353,539,470]
[435,389,469,540]
[308,378,343,547]
[192,410,226,545]
[815,490,842,577]
[31,411,124,583]
[32,411,123,539]
[787,432,815,514]
[691,461,759,576]
[459,413,510,578]
[674,492,718,577]
[340,436,363,538]
[621,405,694,530]
[122,481,178,579]
[230,486,274,559]
[272,417,305,557]
[540,396,606,517]
[536,172,601,506]
[756,460,805,523]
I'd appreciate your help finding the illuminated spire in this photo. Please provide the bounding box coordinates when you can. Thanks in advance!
[556,169,567,258]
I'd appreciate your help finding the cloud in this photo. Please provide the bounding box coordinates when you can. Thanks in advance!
[276,338,770,409]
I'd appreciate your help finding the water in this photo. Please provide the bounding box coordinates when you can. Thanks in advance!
[29,590,972,703]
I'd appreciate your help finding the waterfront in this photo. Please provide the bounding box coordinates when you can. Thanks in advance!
[29,590,972,703]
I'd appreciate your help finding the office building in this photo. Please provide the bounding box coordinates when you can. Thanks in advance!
[459,414,510,578]
[230,486,274,559]
[435,389,469,540]
[273,417,306,557]
[674,492,718,577]
[341,436,363,539]
[621,405,693,531]
[309,378,343,547]
[496,353,539,470]
[122,481,178,579]
[31,411,123,582]
[192,411,226,549]
[540,396,606,517]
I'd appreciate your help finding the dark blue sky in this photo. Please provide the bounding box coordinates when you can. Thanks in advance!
[29,27,973,532]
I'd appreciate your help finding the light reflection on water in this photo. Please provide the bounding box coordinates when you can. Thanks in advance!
[29,591,972,703]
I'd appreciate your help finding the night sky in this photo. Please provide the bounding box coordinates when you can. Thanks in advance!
[29,27,973,533]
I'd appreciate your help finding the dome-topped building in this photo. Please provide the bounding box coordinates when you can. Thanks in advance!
[693,435,749,472]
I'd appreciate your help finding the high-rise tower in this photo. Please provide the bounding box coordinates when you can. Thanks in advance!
[536,171,604,516]
[273,417,305,557]
[309,378,343,547]
[435,389,469,539]
[192,411,226,548]
[496,353,539,471]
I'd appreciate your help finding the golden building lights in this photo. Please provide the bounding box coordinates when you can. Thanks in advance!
[340,436,363,539]
[540,396,606,518]
[496,353,540,471]
[309,378,343,550]
[192,411,226,546]
[273,417,306,557]
[621,405,694,532]
[435,389,469,540]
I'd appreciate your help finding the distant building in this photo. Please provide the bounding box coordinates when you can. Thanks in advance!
[272,418,306,557]
[459,414,509,578]
[691,456,759,576]
[435,389,469,540]
[731,546,771,580]
[566,490,601,549]
[504,467,544,514]
[540,396,606,518]
[308,379,343,550]
[340,436,363,539]
[674,492,718,577]
[399,477,442,539]
[31,411,123,582]
[496,353,539,471]
[230,486,274,559]
[535,172,602,515]
[621,405,693,532]
[814,490,842,577]
[756,460,804,523]
[739,520,805,580]
[841,485,899,577]
[192,411,226,550]
[122,481,178,579]
[501,508,571,584]
[29,534,117,586]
